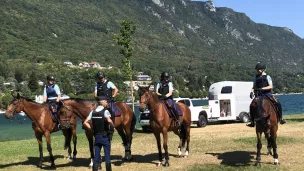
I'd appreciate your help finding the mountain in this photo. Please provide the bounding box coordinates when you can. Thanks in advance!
[1,0,304,92]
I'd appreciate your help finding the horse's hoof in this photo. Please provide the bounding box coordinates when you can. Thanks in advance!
[164,162,169,167]
[157,162,162,167]
[254,162,261,166]
[36,164,42,168]
[184,155,188,158]
[50,163,56,170]
[274,162,279,165]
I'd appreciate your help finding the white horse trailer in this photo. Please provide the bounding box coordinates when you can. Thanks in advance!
[208,81,253,123]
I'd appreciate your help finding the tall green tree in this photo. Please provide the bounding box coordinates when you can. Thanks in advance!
[113,20,136,110]
[28,70,39,93]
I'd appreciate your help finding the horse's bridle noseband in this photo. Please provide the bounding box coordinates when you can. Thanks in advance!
[6,99,21,115]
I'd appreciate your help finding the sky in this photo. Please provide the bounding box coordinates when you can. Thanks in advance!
[194,0,304,38]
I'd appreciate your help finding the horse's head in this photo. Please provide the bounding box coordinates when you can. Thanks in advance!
[138,84,153,112]
[5,93,23,119]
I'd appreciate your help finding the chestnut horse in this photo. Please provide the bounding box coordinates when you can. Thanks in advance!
[4,94,78,169]
[251,95,279,166]
[60,98,136,167]
[138,86,191,167]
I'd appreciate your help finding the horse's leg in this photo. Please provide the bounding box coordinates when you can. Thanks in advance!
[72,126,78,161]
[44,131,56,169]
[254,128,262,166]
[153,131,162,166]
[85,129,94,168]
[124,123,133,161]
[265,129,272,156]
[62,129,72,160]
[116,125,128,159]
[271,127,279,165]
[35,131,44,168]
[162,130,170,167]
[173,129,183,157]
[185,122,191,158]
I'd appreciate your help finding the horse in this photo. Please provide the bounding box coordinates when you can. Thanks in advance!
[4,94,78,169]
[138,85,191,167]
[251,95,279,166]
[59,98,137,167]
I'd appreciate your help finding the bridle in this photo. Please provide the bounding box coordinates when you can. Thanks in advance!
[139,91,160,113]
[6,99,21,115]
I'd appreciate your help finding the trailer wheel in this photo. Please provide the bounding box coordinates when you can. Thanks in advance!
[197,115,207,128]
[240,112,250,123]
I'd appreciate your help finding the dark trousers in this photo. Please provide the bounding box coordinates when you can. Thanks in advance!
[94,134,111,165]
[166,99,179,121]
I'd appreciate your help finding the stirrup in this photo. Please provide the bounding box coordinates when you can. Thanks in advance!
[175,120,180,127]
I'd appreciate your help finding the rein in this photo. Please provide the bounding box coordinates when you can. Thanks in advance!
[140,93,161,113]
[6,100,26,124]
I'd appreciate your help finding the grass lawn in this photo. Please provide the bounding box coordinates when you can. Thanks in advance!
[0,114,303,171]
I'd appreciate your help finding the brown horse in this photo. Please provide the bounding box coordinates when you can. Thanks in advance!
[251,95,279,166]
[138,86,191,167]
[59,98,136,166]
[4,94,78,169]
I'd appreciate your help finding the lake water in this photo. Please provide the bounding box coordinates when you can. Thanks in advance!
[0,94,303,142]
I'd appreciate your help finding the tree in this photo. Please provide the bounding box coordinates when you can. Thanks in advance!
[28,70,39,93]
[113,20,136,110]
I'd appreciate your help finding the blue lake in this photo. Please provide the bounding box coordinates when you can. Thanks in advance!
[0,94,303,142]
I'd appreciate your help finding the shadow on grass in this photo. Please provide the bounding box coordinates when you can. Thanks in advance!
[285,118,304,123]
[206,151,256,166]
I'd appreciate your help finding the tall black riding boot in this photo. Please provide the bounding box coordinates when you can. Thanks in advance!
[92,164,99,171]
[172,107,180,127]
[247,105,255,127]
[106,162,112,171]
[277,102,286,124]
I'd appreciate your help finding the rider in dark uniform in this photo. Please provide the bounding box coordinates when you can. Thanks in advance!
[156,72,180,127]
[247,63,286,127]
[43,75,61,129]
[83,96,114,171]
[94,71,119,122]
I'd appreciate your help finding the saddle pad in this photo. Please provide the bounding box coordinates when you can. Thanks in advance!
[112,103,122,117]
[164,102,183,117]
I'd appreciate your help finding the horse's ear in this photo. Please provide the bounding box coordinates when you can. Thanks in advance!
[137,83,142,89]
[16,92,21,99]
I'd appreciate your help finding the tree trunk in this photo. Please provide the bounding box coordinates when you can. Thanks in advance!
[130,80,135,111]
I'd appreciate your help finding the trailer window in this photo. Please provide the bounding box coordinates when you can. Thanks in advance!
[221,86,232,94]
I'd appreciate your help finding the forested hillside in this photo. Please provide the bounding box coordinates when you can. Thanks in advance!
[1,0,304,108]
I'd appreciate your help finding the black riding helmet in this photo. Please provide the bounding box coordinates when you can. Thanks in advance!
[47,75,55,81]
[97,71,105,78]
[255,63,266,70]
[160,72,169,80]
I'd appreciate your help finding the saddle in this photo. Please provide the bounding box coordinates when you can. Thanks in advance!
[163,100,183,118]
[47,101,59,123]
[109,102,122,117]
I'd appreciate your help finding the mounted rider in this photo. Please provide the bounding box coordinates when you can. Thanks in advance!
[156,72,180,127]
[43,75,61,127]
[247,63,286,127]
[94,71,119,123]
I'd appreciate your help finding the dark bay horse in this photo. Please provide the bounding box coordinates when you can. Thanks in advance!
[59,98,136,166]
[138,86,191,167]
[251,95,279,166]
[4,94,77,169]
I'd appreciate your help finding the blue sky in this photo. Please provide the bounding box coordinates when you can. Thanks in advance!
[194,0,304,38]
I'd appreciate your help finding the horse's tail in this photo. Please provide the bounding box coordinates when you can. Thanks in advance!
[130,111,137,136]
[180,122,187,148]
